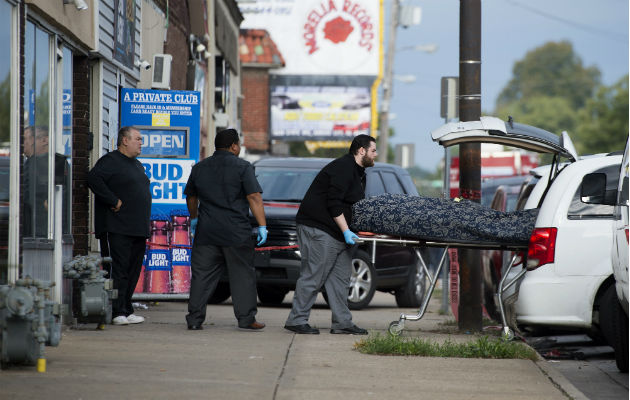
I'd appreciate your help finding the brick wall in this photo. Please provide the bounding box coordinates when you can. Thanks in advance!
[159,0,190,90]
[242,67,269,152]
[71,56,90,256]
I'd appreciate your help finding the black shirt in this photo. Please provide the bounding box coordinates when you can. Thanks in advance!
[88,150,151,238]
[296,154,366,242]
[184,150,262,246]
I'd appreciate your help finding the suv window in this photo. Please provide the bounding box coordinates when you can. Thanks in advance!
[381,171,405,194]
[366,171,385,197]
[568,164,619,219]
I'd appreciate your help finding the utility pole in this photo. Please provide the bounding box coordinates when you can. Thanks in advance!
[378,0,400,163]
[458,0,482,331]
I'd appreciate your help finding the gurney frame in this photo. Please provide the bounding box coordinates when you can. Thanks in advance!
[355,234,527,341]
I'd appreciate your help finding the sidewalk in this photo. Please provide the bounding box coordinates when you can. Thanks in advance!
[0,292,587,400]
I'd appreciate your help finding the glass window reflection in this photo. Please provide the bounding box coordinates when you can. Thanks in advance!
[0,0,10,284]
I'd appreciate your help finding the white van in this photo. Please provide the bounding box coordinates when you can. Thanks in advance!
[432,117,626,370]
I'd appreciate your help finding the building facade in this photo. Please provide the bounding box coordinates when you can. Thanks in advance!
[1,0,242,316]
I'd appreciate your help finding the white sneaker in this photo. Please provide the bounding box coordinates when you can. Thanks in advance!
[112,316,129,325]
[126,314,145,324]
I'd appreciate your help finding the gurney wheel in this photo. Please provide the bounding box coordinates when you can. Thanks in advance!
[501,327,514,342]
[388,321,403,336]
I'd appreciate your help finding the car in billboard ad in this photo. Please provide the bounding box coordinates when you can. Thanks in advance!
[270,86,371,140]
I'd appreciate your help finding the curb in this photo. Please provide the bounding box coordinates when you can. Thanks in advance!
[535,360,589,400]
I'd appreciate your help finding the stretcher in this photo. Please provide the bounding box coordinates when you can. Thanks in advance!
[355,232,528,341]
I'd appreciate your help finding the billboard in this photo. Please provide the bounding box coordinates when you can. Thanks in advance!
[271,86,371,140]
[239,0,380,76]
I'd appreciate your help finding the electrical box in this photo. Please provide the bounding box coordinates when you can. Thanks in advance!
[152,54,173,90]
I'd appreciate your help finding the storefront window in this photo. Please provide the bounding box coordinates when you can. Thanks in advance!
[61,46,72,235]
[23,21,51,238]
[0,0,11,284]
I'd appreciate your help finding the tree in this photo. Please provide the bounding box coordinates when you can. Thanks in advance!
[574,74,629,154]
[496,41,601,110]
[494,95,576,137]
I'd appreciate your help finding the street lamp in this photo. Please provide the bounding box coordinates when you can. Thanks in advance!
[378,0,437,162]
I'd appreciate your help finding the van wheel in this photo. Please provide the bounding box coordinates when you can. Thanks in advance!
[208,282,231,304]
[611,293,629,372]
[599,285,618,346]
[395,261,426,308]
[257,286,289,305]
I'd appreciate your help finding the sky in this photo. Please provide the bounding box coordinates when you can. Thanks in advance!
[388,0,629,170]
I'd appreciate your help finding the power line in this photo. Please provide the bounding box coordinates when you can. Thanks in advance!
[505,0,628,43]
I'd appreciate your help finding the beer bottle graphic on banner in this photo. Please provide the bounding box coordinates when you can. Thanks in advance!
[145,216,172,293]
[134,248,148,293]
[170,210,191,293]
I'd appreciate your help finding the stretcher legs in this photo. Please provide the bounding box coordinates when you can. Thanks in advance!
[388,248,526,340]
[496,254,526,341]
[388,247,449,336]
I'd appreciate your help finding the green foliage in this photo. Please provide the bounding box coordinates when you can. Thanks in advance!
[574,74,629,155]
[497,41,600,109]
[494,41,627,156]
[354,334,538,360]
[495,96,576,136]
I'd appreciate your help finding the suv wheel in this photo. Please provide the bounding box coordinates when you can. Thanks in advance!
[321,250,376,310]
[395,260,426,308]
[208,282,231,304]
[348,250,376,310]
[257,286,289,305]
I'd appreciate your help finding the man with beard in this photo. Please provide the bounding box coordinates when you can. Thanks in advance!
[284,134,377,335]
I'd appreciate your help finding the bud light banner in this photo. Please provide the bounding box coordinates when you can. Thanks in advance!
[120,88,200,297]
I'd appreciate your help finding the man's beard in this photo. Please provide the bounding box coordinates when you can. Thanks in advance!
[361,154,375,168]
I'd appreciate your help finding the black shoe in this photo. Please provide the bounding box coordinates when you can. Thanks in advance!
[284,324,320,334]
[330,325,368,335]
[188,324,203,330]
[238,321,266,331]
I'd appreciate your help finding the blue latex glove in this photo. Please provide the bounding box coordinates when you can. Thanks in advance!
[190,218,198,237]
[343,229,359,245]
[257,226,268,246]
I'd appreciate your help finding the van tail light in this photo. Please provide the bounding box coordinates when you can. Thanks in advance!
[625,228,629,243]
[526,228,557,271]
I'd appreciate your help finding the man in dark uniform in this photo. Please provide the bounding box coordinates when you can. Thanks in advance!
[184,128,267,331]
[284,134,377,335]
[88,126,151,326]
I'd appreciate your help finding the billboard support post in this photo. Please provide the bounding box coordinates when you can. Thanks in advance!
[378,0,400,163]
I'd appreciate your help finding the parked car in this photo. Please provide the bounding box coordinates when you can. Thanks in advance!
[580,140,628,371]
[480,175,528,321]
[211,157,426,310]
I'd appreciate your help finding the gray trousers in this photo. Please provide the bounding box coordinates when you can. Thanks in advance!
[286,224,354,329]
[186,241,258,328]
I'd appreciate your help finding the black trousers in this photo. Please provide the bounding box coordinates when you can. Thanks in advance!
[100,233,146,318]
[186,241,258,328]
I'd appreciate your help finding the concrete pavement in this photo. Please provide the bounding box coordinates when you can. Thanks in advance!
[0,292,586,399]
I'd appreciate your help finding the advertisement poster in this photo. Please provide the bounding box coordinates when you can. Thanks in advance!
[239,0,380,76]
[120,88,200,297]
[271,86,371,139]
[113,0,136,68]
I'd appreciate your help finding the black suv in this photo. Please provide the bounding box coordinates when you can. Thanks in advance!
[211,157,426,309]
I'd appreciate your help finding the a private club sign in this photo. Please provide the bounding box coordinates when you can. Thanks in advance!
[304,0,375,55]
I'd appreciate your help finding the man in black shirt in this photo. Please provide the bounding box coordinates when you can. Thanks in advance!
[285,134,377,335]
[88,126,151,326]
[184,129,267,331]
